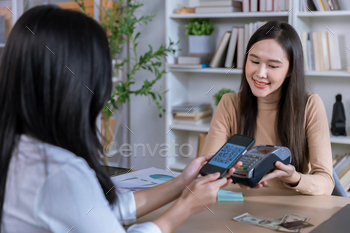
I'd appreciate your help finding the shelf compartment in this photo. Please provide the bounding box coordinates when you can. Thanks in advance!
[330,135,350,145]
[169,68,350,77]
[305,71,350,77]
[170,12,290,19]
[297,10,350,18]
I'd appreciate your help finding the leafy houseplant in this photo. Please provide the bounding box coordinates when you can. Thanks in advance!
[74,0,179,163]
[185,18,214,36]
[213,88,235,106]
[185,18,214,55]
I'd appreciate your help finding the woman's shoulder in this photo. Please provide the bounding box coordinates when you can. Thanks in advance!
[220,92,240,105]
[17,135,90,176]
[305,93,324,110]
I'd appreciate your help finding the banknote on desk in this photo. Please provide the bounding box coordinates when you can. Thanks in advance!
[277,214,309,232]
[233,213,308,232]
[233,213,280,230]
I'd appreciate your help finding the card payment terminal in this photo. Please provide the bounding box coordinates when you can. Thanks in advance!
[230,145,292,187]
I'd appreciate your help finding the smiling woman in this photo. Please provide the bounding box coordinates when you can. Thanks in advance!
[201,21,335,196]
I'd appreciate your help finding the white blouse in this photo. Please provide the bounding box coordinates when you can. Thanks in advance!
[1,135,161,233]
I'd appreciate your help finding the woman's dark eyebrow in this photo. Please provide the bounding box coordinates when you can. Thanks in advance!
[249,53,283,64]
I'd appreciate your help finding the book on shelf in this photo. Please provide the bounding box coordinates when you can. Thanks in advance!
[174,108,213,118]
[172,102,212,113]
[302,31,342,71]
[167,64,209,69]
[173,107,212,120]
[178,55,212,65]
[0,17,5,44]
[333,152,350,191]
[250,0,258,12]
[197,133,208,157]
[208,21,267,69]
[172,116,212,125]
[210,31,231,68]
[0,6,13,39]
[236,27,245,69]
[198,0,243,7]
[195,6,242,13]
[242,0,249,12]
[225,27,239,68]
[300,0,341,11]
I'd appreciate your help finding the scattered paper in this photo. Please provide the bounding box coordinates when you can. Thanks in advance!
[111,167,181,193]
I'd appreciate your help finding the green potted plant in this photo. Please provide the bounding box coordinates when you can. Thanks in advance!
[213,88,235,106]
[185,18,214,55]
[74,0,179,164]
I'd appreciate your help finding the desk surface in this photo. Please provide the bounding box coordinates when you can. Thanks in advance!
[136,184,350,233]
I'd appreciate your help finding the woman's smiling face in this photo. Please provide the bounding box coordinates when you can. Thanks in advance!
[245,39,290,103]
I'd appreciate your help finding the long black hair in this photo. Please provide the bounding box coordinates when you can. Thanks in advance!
[238,21,307,172]
[0,5,117,225]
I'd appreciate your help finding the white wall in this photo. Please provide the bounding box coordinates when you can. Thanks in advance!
[129,0,167,169]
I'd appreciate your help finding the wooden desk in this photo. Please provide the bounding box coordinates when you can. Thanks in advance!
[136,184,350,233]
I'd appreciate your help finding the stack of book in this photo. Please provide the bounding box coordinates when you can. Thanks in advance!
[172,103,212,125]
[168,55,211,69]
[300,0,341,11]
[301,31,342,71]
[334,152,350,192]
[195,0,242,13]
[210,21,267,69]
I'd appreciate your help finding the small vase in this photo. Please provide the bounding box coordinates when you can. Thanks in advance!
[188,35,213,56]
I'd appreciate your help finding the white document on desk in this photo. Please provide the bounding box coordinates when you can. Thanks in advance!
[111,167,181,193]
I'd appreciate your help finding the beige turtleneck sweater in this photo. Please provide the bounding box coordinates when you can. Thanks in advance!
[202,93,334,195]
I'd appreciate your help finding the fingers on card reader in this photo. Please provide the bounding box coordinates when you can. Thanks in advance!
[230,144,292,187]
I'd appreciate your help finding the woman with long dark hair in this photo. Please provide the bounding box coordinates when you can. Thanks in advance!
[0,5,239,233]
[202,21,334,195]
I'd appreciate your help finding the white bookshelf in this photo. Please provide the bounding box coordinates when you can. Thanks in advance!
[297,10,350,18]
[164,0,350,171]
